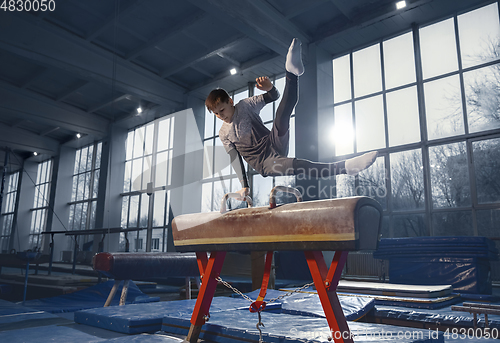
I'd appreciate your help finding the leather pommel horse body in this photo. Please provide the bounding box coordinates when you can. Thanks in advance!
[172,194,382,343]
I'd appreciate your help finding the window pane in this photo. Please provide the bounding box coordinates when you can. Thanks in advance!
[203,140,214,179]
[126,131,134,161]
[139,193,149,227]
[432,211,473,236]
[214,139,230,176]
[233,90,248,104]
[429,142,470,208]
[336,174,355,198]
[289,116,295,158]
[158,117,171,151]
[93,170,99,198]
[464,65,500,133]
[144,123,154,156]
[333,54,351,103]
[383,32,416,89]
[123,161,131,193]
[143,155,152,189]
[275,77,285,102]
[472,138,500,203]
[79,147,88,174]
[477,209,500,237]
[204,108,214,139]
[131,158,143,192]
[121,197,129,228]
[128,195,139,227]
[424,75,464,139]
[358,156,387,210]
[392,214,427,237]
[89,201,96,230]
[254,85,273,123]
[155,151,168,187]
[353,44,382,97]
[96,142,102,169]
[133,127,145,158]
[386,86,420,146]
[201,182,212,213]
[333,103,354,156]
[458,3,500,69]
[355,95,385,151]
[390,149,425,210]
[86,145,94,171]
[213,180,230,212]
[252,174,273,207]
[153,190,165,227]
[420,18,458,79]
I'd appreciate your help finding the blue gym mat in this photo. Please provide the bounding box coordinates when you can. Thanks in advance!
[75,290,376,337]
[20,280,160,313]
[0,324,186,343]
[0,299,68,329]
[161,309,444,342]
[74,296,254,334]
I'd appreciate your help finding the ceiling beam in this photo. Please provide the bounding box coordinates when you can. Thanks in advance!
[191,52,281,94]
[85,0,144,41]
[0,80,109,137]
[0,123,60,156]
[329,0,355,20]
[216,52,241,67]
[187,0,291,56]
[125,11,207,61]
[317,0,433,45]
[56,80,89,102]
[283,0,329,19]
[21,67,49,89]
[160,36,247,78]
[88,94,130,113]
[40,127,60,136]
[248,0,311,42]
[0,12,185,107]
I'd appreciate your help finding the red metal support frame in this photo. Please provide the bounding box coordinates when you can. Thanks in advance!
[304,251,353,343]
[186,251,227,343]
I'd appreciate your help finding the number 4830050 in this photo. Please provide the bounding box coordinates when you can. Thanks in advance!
[1,0,56,11]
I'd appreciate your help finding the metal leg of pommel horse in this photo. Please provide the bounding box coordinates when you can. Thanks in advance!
[184,251,227,343]
[305,250,353,343]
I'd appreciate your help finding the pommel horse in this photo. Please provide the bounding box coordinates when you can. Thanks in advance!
[172,186,382,343]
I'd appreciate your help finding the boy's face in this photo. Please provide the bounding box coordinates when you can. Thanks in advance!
[212,98,235,124]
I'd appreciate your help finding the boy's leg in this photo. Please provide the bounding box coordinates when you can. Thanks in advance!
[262,151,378,178]
[292,151,379,177]
[272,38,303,144]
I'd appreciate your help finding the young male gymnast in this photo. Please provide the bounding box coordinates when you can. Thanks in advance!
[205,38,378,199]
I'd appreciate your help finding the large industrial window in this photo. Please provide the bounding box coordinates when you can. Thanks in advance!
[67,142,102,250]
[122,115,174,252]
[202,76,296,212]
[0,171,19,252]
[29,159,52,250]
[331,2,500,241]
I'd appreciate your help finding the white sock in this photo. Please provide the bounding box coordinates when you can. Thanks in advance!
[285,38,304,76]
[345,151,378,176]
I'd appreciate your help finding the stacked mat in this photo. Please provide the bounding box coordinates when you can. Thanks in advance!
[74,291,444,342]
[374,236,499,294]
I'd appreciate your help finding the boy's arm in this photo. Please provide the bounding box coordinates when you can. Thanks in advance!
[228,148,250,196]
[256,76,280,104]
[263,86,279,104]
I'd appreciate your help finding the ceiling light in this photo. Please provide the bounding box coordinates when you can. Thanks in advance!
[76,133,81,139]
[137,107,143,114]
[230,68,237,75]
[396,1,407,9]
[33,152,38,156]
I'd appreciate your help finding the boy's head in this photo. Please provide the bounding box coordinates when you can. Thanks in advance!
[205,88,235,124]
